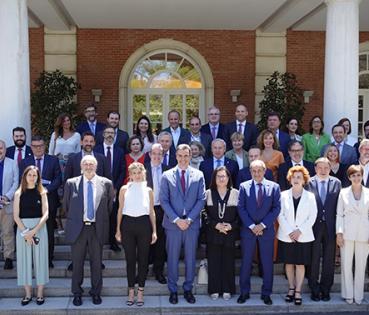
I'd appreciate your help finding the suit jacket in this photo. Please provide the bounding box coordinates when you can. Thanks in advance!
[95,129,129,154]
[76,121,105,136]
[1,157,19,214]
[145,162,170,189]
[94,145,125,190]
[5,145,33,160]
[163,127,191,149]
[199,157,239,188]
[63,151,112,183]
[336,186,369,242]
[277,130,291,158]
[200,123,226,141]
[235,167,273,189]
[277,189,318,243]
[191,132,213,158]
[224,121,259,151]
[237,179,281,239]
[160,166,206,230]
[278,160,315,191]
[305,175,342,240]
[144,148,177,169]
[321,142,357,166]
[63,175,114,244]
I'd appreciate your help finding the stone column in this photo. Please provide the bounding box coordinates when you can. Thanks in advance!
[323,0,360,139]
[0,0,30,146]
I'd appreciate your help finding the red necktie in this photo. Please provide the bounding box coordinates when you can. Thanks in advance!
[17,148,22,165]
[257,183,263,207]
[181,170,186,194]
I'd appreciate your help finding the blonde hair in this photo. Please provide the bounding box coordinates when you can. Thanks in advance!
[128,162,146,181]
[286,165,310,185]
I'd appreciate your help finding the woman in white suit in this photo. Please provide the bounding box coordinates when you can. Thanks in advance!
[277,165,317,305]
[336,164,369,305]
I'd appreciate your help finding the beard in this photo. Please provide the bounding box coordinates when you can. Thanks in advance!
[14,139,26,148]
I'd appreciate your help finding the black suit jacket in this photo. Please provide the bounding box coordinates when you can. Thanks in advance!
[95,128,129,154]
[278,160,315,191]
[235,167,274,189]
[6,145,33,160]
[76,121,105,136]
[224,121,259,151]
[199,157,239,188]
[200,123,226,141]
[163,127,191,149]
[191,132,213,158]
[144,148,177,169]
[145,162,170,189]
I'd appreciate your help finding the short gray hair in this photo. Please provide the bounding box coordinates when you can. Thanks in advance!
[158,131,173,144]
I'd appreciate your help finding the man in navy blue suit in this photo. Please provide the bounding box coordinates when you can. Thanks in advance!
[237,160,281,305]
[163,110,191,149]
[157,131,177,168]
[76,104,105,136]
[94,126,125,252]
[189,116,212,157]
[5,127,33,164]
[224,104,259,152]
[200,106,226,141]
[199,139,239,188]
[19,135,62,267]
[266,112,290,158]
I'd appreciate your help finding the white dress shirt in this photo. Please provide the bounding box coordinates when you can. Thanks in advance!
[236,120,245,134]
[171,127,181,147]
[151,163,162,206]
[13,146,26,160]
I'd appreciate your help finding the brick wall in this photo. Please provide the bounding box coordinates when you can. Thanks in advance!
[28,27,44,90]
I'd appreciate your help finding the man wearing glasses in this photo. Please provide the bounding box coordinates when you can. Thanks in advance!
[200,106,226,141]
[76,104,106,136]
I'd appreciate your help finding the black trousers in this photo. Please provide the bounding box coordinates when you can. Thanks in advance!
[71,224,103,296]
[308,222,336,295]
[109,199,119,245]
[149,206,166,275]
[121,215,152,288]
[207,243,236,294]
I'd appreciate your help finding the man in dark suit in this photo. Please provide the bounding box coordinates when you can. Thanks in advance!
[354,120,369,156]
[321,124,357,166]
[200,106,226,141]
[145,143,170,284]
[236,146,273,188]
[64,155,114,306]
[278,140,315,191]
[224,104,259,152]
[5,127,33,164]
[19,135,62,268]
[199,139,239,188]
[305,157,341,302]
[189,116,212,157]
[76,104,105,136]
[95,111,129,153]
[94,126,125,252]
[160,144,206,305]
[163,110,191,149]
[156,131,177,168]
[266,111,290,158]
[237,160,281,305]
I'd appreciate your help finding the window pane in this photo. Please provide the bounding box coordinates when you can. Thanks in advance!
[178,59,194,77]
[149,53,166,72]
[130,71,148,88]
[149,95,163,134]
[359,54,367,72]
[132,95,147,130]
[166,53,183,72]
[185,95,200,128]
[184,68,202,88]
[150,72,184,88]
[359,73,369,89]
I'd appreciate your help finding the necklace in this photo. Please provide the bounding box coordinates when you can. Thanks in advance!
[218,202,226,219]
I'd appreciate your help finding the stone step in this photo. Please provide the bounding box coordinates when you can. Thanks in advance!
[0,294,368,315]
[0,275,364,297]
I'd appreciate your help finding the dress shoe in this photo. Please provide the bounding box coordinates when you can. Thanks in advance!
[67,263,73,271]
[210,293,219,300]
[21,296,32,306]
[261,295,273,305]
[49,261,54,268]
[321,293,330,302]
[36,297,45,305]
[101,263,105,270]
[184,290,196,304]
[169,292,178,304]
[72,296,82,306]
[4,258,13,270]
[237,293,250,304]
[223,293,231,301]
[110,243,121,252]
[155,274,167,284]
[92,295,102,305]
[310,293,320,302]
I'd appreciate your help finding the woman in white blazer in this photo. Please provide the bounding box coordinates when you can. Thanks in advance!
[336,164,369,305]
[277,165,317,305]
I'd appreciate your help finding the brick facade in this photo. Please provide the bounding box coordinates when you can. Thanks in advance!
[28,27,44,91]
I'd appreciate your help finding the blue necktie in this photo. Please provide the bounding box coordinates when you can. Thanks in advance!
[87,181,94,221]
[0,161,4,195]
[216,159,222,168]
[163,153,168,166]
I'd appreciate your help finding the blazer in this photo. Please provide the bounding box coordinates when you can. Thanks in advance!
[0,157,19,214]
[199,157,239,188]
[63,175,114,244]
[235,167,273,189]
[278,160,315,191]
[94,144,125,190]
[145,162,170,189]
[76,121,106,136]
[144,148,177,169]
[302,132,331,162]
[160,166,206,231]
[277,189,318,243]
[321,142,357,166]
[163,127,191,149]
[277,130,291,158]
[238,179,281,239]
[200,123,226,141]
[224,121,259,151]
[305,175,342,240]
[336,186,369,242]
[191,132,212,158]
[95,129,129,154]
[225,149,249,169]
[5,145,33,160]
[64,151,112,183]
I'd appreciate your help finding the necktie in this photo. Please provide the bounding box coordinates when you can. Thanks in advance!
[216,159,222,168]
[17,148,22,165]
[320,180,327,205]
[181,170,186,194]
[36,158,42,173]
[90,123,95,135]
[257,183,263,208]
[87,181,94,221]
[238,123,243,133]
[211,126,216,139]
[106,146,112,169]
[163,153,168,166]
[336,143,341,151]
[0,161,4,196]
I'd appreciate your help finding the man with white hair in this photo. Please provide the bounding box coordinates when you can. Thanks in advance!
[357,139,369,187]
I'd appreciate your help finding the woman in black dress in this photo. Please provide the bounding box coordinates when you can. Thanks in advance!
[205,166,239,301]
[323,144,349,187]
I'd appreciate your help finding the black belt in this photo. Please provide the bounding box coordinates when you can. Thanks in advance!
[84,221,95,226]
[181,215,187,219]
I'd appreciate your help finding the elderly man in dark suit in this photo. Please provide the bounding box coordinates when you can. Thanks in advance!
[64,155,114,306]
[200,106,226,141]
[163,110,191,149]
[5,127,33,164]
[305,157,341,302]
[76,104,105,136]
[20,135,62,268]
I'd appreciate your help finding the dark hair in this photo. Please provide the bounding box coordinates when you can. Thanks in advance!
[81,131,95,140]
[364,120,369,130]
[135,115,154,143]
[127,135,144,153]
[31,135,45,142]
[248,145,260,151]
[331,124,345,134]
[107,111,120,119]
[54,113,74,138]
[12,127,26,136]
[337,117,352,135]
[19,165,45,194]
[209,166,233,190]
[309,115,324,134]
[267,111,281,120]
[286,117,300,134]
[168,110,180,118]
[288,140,304,151]
[84,103,97,111]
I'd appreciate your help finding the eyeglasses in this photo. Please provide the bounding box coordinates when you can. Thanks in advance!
[208,113,220,116]
[216,175,228,179]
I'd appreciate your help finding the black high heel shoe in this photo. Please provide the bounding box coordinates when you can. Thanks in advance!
[126,288,135,306]
[294,291,302,305]
[285,288,295,303]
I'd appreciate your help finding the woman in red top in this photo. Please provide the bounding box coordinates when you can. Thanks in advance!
[123,135,145,184]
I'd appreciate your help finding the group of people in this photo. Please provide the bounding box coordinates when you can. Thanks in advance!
[1,102,369,307]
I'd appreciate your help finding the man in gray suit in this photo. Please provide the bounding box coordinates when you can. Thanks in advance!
[63,155,114,306]
[160,144,206,304]
[0,140,19,270]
